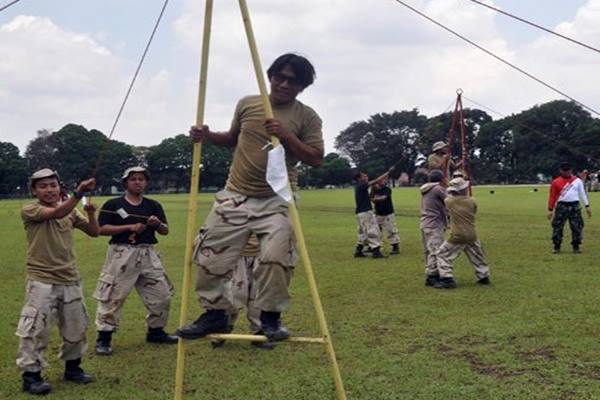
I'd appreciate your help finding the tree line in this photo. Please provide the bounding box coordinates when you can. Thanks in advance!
[1,100,599,196]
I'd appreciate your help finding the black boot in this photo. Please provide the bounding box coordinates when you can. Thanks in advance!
[250,330,275,350]
[22,371,51,395]
[372,247,385,259]
[175,309,229,339]
[95,330,113,356]
[147,327,179,344]
[434,277,457,289]
[390,243,400,255]
[64,358,94,384]
[425,273,440,287]
[260,311,290,342]
[210,325,234,348]
[354,244,366,258]
[573,245,581,254]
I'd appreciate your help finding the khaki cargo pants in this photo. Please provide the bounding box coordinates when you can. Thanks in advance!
[94,244,174,331]
[437,240,490,280]
[194,190,295,313]
[421,226,446,276]
[229,256,261,333]
[376,213,400,245]
[16,280,89,373]
[356,210,382,249]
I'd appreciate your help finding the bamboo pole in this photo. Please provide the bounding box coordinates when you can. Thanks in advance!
[238,1,347,399]
[206,333,327,344]
[174,1,213,399]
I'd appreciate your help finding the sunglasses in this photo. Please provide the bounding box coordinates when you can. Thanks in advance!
[271,72,303,87]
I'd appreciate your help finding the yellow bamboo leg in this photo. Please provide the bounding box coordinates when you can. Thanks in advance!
[238,1,347,399]
[174,1,213,399]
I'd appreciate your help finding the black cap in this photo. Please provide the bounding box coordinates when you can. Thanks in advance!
[559,162,572,171]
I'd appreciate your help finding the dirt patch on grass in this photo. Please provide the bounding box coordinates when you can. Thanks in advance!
[517,347,557,362]
[571,363,600,380]
[436,345,525,379]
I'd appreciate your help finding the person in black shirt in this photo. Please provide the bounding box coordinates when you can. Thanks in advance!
[371,178,400,254]
[93,167,177,356]
[353,169,391,258]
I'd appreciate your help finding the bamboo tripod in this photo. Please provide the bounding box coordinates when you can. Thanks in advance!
[174,1,347,399]
[444,89,473,195]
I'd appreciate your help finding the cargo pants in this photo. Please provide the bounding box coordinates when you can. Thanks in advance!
[94,244,174,331]
[437,240,490,280]
[376,213,400,245]
[356,210,382,249]
[194,190,295,313]
[229,256,262,333]
[16,280,89,373]
[421,226,446,276]
[552,201,584,248]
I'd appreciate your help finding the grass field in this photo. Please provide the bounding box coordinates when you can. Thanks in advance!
[1,187,600,400]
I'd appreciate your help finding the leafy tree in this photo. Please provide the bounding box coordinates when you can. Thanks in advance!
[335,109,428,178]
[0,142,28,195]
[298,153,352,187]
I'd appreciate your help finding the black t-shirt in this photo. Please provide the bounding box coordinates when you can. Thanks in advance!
[372,186,394,216]
[98,196,167,245]
[355,182,372,214]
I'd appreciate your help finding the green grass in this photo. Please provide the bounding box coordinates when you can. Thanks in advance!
[1,187,600,399]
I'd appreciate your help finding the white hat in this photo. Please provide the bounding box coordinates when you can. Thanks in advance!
[447,177,469,193]
[432,141,448,152]
[121,166,149,181]
[29,168,59,186]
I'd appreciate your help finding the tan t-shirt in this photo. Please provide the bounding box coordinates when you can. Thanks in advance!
[445,195,478,244]
[428,153,455,171]
[21,203,89,284]
[225,95,323,197]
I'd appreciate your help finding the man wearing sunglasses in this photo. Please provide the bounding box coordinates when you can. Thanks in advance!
[179,53,323,343]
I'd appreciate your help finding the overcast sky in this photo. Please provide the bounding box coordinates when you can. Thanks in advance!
[1,0,598,154]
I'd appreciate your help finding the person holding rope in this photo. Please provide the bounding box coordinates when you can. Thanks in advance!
[434,177,490,289]
[370,177,400,255]
[547,162,592,254]
[177,53,323,342]
[427,141,463,175]
[420,169,448,286]
[353,170,390,258]
[94,166,177,356]
[16,169,97,395]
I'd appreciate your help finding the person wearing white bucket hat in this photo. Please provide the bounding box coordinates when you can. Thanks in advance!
[434,177,490,289]
[427,140,463,174]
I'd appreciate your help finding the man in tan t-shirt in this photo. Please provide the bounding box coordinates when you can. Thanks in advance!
[16,169,98,395]
[177,53,323,342]
[434,177,490,289]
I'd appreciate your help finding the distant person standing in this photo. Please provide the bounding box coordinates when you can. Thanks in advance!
[419,169,447,286]
[370,177,400,255]
[434,177,490,289]
[353,170,390,259]
[427,141,462,174]
[548,162,592,254]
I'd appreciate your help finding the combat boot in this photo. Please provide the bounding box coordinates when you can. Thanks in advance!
[95,331,113,356]
[390,243,400,255]
[260,311,290,342]
[434,277,457,289]
[64,359,94,384]
[372,247,385,259]
[354,244,366,258]
[22,371,51,395]
[477,277,491,285]
[146,327,178,344]
[573,246,581,254]
[176,309,229,339]
[250,330,275,350]
[425,273,439,287]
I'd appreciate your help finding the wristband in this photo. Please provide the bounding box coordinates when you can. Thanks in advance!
[72,191,84,200]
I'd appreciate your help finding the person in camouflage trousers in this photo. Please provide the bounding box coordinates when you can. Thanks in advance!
[94,167,177,356]
[548,163,592,253]
[16,169,97,395]
[371,177,400,255]
[419,169,447,286]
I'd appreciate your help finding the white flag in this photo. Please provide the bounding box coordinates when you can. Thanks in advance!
[266,145,293,202]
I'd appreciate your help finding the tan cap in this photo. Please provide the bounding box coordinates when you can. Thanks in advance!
[121,166,149,181]
[447,177,469,193]
[30,168,59,184]
[432,141,448,152]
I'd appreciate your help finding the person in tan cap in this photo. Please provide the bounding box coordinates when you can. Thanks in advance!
[93,166,177,356]
[16,169,98,395]
[420,169,447,287]
[427,141,463,175]
[434,177,490,289]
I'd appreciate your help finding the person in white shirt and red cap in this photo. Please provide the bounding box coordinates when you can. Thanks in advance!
[547,162,592,254]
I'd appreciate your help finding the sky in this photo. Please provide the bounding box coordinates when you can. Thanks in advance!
[1,0,598,155]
